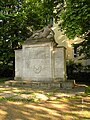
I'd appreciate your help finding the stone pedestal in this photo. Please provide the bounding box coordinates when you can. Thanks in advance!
[15,38,66,82]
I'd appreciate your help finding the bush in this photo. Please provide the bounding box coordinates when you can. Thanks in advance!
[85,86,90,94]
[0,64,13,77]
[66,60,90,82]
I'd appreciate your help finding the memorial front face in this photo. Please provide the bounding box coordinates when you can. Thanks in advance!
[23,43,52,81]
[15,41,66,81]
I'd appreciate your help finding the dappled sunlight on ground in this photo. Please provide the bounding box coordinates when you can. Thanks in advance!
[0,84,90,120]
[0,98,90,120]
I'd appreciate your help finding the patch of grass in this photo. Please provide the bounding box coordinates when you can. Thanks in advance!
[20,91,33,94]
[46,92,54,97]
[85,86,90,95]
[0,77,10,83]
[0,96,13,101]
[0,96,35,103]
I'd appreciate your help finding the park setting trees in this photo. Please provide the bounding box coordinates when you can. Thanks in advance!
[0,0,52,77]
[0,0,90,77]
[59,0,90,58]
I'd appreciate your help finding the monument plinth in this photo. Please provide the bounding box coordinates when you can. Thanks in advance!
[5,25,75,88]
[5,37,75,88]
[15,38,66,83]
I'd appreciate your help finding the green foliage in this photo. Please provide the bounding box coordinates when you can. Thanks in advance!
[66,60,90,82]
[85,86,90,94]
[0,0,55,77]
[66,60,83,75]
[1,0,90,77]
[59,0,90,57]
[0,0,28,67]
[0,77,10,83]
[73,34,90,58]
[60,0,90,38]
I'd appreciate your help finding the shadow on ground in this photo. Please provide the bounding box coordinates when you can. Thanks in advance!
[0,98,90,120]
[0,84,90,120]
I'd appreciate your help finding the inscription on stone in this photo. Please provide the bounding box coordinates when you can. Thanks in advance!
[33,65,42,74]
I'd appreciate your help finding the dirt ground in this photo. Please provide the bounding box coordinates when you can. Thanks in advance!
[0,97,90,120]
[0,84,90,120]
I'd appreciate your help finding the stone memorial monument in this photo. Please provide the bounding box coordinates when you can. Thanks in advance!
[6,24,74,88]
[15,39,66,82]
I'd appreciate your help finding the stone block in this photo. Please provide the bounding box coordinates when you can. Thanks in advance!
[61,80,75,89]
[15,40,66,83]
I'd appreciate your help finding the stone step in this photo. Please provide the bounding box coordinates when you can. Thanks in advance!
[5,80,75,89]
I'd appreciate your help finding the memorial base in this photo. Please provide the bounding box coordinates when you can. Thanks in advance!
[15,40,66,82]
[5,80,75,89]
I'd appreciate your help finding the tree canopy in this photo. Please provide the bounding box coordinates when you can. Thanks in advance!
[0,0,90,77]
[0,0,53,66]
[59,0,90,58]
[0,0,54,76]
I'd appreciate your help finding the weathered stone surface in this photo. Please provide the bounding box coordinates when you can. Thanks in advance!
[54,47,66,80]
[34,93,48,101]
[22,43,52,81]
[61,80,75,89]
[15,50,23,78]
[15,39,66,82]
